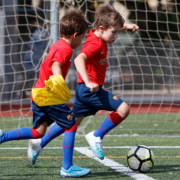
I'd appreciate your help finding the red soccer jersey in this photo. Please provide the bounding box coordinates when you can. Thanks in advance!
[31,38,72,100]
[77,29,108,86]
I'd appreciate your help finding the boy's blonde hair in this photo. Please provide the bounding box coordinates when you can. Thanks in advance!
[94,4,125,30]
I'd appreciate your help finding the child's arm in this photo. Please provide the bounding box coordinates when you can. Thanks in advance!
[52,61,62,77]
[74,53,99,92]
[121,23,139,33]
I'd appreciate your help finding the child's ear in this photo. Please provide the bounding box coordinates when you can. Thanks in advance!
[73,32,78,39]
[99,26,104,33]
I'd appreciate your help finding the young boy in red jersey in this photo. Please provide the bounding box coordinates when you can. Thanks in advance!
[0,10,90,178]
[27,3,139,164]
[73,4,139,159]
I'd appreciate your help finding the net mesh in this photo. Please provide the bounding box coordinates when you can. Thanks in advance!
[0,0,180,135]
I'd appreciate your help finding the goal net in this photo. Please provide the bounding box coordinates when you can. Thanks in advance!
[0,0,180,136]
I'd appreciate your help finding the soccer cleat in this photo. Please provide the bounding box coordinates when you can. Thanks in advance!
[60,165,91,178]
[27,139,42,165]
[0,130,4,144]
[85,131,104,160]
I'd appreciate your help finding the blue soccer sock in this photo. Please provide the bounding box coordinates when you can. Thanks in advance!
[94,112,124,139]
[40,123,64,148]
[62,123,77,170]
[1,128,33,143]
[93,116,116,139]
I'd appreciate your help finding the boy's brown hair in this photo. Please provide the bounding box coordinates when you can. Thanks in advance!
[60,10,88,37]
[94,4,125,30]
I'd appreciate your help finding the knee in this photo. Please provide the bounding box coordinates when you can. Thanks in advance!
[116,102,130,119]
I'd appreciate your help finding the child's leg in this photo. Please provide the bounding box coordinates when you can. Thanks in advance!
[94,102,129,139]
[62,123,77,170]
[75,116,85,126]
[28,122,65,165]
[1,127,44,143]
[60,122,91,177]
[86,102,129,160]
[32,117,84,149]
[41,123,65,148]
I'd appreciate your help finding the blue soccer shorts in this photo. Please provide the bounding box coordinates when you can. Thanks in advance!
[73,83,124,117]
[32,101,75,129]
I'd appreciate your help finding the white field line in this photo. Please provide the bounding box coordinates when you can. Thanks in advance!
[75,147,156,180]
[78,134,180,137]
[0,146,180,150]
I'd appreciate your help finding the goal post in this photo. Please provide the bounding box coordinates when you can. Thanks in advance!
[0,0,180,136]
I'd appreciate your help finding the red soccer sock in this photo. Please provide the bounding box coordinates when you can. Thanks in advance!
[31,128,44,139]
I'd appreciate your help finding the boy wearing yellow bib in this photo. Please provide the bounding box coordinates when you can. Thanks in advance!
[0,10,90,178]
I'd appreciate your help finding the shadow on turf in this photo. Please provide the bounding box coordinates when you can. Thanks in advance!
[26,164,60,168]
[0,174,56,178]
[27,164,179,178]
[149,164,180,173]
[89,172,128,178]
[26,164,101,169]
[25,165,128,178]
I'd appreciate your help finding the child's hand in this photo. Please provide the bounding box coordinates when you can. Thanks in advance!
[124,24,139,34]
[86,82,99,92]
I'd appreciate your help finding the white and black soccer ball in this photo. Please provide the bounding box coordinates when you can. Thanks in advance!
[127,145,154,173]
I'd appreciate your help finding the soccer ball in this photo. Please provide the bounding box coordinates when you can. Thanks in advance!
[127,145,154,173]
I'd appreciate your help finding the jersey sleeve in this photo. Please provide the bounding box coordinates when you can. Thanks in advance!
[52,49,72,66]
[80,42,101,59]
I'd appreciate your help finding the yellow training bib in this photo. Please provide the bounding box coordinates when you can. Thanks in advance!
[32,75,71,106]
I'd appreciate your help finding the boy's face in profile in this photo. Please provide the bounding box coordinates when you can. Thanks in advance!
[101,26,119,44]
[72,30,87,49]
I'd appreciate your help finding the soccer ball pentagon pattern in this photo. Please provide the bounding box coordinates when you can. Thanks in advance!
[127,145,154,173]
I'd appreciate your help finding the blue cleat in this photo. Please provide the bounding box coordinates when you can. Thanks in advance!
[27,139,42,165]
[60,165,91,178]
[0,130,4,144]
[85,131,104,160]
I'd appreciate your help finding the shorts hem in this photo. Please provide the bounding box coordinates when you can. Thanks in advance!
[75,112,95,118]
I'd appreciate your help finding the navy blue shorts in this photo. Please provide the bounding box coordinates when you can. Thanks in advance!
[32,101,75,129]
[73,83,123,117]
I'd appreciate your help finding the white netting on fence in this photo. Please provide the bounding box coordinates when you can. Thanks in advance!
[0,0,180,135]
